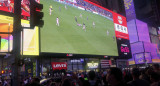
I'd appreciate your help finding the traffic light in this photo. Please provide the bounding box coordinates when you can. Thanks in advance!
[30,0,44,28]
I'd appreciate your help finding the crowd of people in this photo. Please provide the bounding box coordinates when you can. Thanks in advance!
[13,63,160,86]
[75,0,112,18]
[56,0,113,19]
[0,64,159,86]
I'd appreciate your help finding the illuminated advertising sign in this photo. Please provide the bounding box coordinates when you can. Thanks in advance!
[117,38,131,58]
[131,41,159,64]
[144,53,152,63]
[0,14,13,52]
[134,53,145,64]
[112,12,129,40]
[136,20,150,42]
[0,0,30,19]
[21,20,39,55]
[144,42,159,60]
[70,59,84,63]
[0,14,39,55]
[123,0,136,21]
[16,21,39,55]
[87,62,98,69]
[112,12,131,58]
[0,0,41,19]
[100,60,111,68]
[152,59,160,63]
[134,52,152,64]
[71,59,81,63]
[51,62,67,70]
[127,19,139,43]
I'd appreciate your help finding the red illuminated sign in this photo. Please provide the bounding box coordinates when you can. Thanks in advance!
[121,46,129,53]
[120,44,130,55]
[112,12,129,40]
[0,0,30,16]
[51,62,67,70]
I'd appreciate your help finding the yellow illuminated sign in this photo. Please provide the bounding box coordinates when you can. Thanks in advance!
[0,15,13,52]
[87,62,98,68]
[21,19,39,55]
[129,61,135,65]
[0,14,39,55]
[152,59,160,63]
[124,0,132,9]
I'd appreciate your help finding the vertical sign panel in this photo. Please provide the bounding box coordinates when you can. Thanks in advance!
[123,0,136,21]
[112,12,129,40]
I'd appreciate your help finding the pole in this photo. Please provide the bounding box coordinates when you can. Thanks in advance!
[99,58,101,72]
[12,0,21,85]
[36,57,40,77]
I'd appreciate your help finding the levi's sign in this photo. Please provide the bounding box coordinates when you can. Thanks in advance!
[51,62,67,70]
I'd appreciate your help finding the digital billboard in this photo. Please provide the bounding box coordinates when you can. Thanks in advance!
[51,62,67,70]
[0,0,30,19]
[21,20,39,55]
[0,14,39,55]
[117,38,131,59]
[40,0,119,56]
[134,52,152,64]
[0,14,13,52]
[123,0,136,21]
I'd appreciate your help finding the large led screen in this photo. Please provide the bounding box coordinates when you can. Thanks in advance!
[0,14,13,52]
[0,14,39,55]
[40,0,118,56]
[0,0,30,19]
[21,20,39,55]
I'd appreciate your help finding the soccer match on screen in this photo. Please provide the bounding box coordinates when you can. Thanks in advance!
[41,0,118,56]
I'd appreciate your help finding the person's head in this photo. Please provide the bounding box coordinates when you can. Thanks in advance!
[47,80,52,85]
[50,82,56,86]
[32,77,40,84]
[140,69,146,75]
[106,67,123,86]
[150,72,160,82]
[152,64,159,71]
[146,67,153,76]
[131,68,140,79]
[62,78,71,86]
[88,70,96,80]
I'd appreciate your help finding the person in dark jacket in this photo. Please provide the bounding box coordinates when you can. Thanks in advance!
[127,68,150,86]
[106,67,127,86]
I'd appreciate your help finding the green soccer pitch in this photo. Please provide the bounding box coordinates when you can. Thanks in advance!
[40,0,118,56]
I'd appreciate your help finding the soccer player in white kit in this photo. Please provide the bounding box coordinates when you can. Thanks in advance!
[93,21,95,28]
[56,17,59,26]
[79,13,82,18]
[65,5,67,9]
[49,5,52,15]
[107,30,109,35]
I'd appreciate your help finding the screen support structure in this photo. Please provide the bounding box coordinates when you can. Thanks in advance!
[12,0,21,85]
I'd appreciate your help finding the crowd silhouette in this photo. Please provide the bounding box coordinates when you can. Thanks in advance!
[0,64,159,86]
[8,63,158,86]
